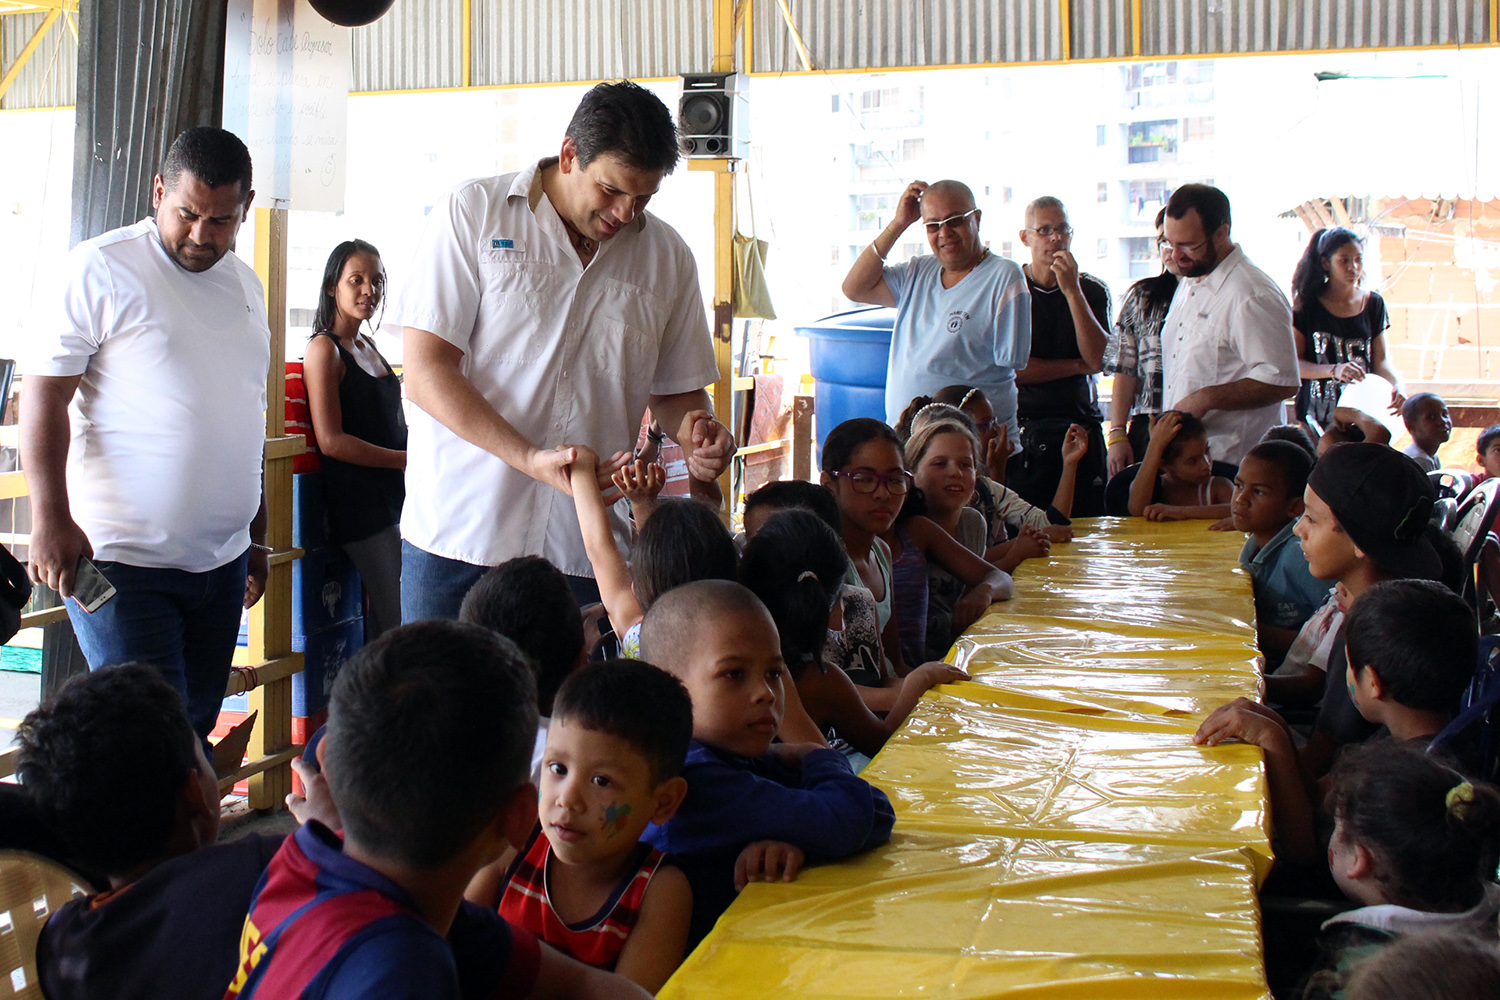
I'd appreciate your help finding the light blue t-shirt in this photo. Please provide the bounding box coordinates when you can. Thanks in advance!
[1240,520,1331,646]
[882,253,1032,445]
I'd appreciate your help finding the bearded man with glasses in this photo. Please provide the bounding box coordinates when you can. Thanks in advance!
[1158,183,1299,476]
[841,179,1030,453]
[1008,195,1112,516]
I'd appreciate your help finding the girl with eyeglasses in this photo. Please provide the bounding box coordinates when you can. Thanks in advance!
[820,419,1009,709]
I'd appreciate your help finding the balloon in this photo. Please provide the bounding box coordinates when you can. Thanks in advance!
[308,0,396,27]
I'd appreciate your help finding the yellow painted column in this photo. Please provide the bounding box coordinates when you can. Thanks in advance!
[249,206,295,810]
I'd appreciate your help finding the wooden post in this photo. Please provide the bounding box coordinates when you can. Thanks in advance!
[792,393,814,481]
[713,167,735,522]
[248,206,294,810]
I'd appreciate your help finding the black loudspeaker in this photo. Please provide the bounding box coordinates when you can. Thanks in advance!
[679,73,748,159]
[309,0,396,27]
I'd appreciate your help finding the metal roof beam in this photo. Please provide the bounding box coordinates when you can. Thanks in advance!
[0,5,57,102]
[0,1,78,14]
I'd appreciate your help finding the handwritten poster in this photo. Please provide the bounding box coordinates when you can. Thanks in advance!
[223,0,350,213]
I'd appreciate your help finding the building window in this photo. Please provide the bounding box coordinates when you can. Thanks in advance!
[1128,119,1179,164]
[902,243,923,260]
[855,192,898,231]
[1002,186,1013,204]
[1184,116,1215,141]
[1096,124,1107,146]
[1096,238,1108,259]
[1000,241,1013,257]
[1097,182,1108,203]
[1127,179,1172,220]
[1127,61,1177,90]
[860,87,900,110]
[902,138,925,161]
[832,246,842,264]
[831,95,840,112]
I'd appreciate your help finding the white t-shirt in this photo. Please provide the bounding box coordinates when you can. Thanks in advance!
[24,218,270,572]
[1159,245,1299,468]
[881,252,1032,447]
[386,162,717,575]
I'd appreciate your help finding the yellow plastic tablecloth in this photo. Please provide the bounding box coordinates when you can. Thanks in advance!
[661,519,1272,1000]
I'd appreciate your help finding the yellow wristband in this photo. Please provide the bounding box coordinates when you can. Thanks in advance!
[1106,430,1128,447]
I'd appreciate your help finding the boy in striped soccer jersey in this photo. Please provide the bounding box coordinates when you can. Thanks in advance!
[225,622,650,1000]
[468,660,694,994]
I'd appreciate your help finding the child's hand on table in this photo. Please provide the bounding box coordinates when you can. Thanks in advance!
[734,841,805,890]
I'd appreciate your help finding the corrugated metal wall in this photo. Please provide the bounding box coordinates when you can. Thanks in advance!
[752,0,1062,72]
[71,0,225,245]
[1140,0,1490,57]
[472,0,714,85]
[1072,0,1132,60]
[351,0,463,91]
[1,0,1494,109]
[1,10,77,110]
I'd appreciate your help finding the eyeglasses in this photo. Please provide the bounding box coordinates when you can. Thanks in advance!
[923,209,979,234]
[1027,225,1073,239]
[830,469,914,495]
[1158,236,1208,255]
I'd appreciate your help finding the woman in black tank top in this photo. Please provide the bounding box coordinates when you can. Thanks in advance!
[303,240,407,640]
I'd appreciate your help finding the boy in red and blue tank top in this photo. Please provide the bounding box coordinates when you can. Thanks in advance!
[468,660,695,994]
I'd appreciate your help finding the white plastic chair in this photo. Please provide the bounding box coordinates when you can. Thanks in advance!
[0,851,86,999]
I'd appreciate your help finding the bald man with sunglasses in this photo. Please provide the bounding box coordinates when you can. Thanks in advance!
[842,179,1031,451]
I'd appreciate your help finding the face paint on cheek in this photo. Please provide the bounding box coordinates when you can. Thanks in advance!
[602,801,633,837]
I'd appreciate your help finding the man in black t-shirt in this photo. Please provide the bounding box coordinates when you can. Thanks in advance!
[1009,196,1112,517]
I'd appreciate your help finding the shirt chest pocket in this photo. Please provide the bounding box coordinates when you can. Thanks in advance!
[570,277,668,377]
[475,259,560,364]
[478,258,553,300]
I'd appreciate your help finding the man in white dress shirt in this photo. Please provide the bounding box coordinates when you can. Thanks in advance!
[1158,183,1299,474]
[392,81,734,621]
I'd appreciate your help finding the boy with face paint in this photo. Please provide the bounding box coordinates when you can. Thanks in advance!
[475,660,694,994]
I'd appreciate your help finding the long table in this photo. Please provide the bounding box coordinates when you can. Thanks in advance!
[661,519,1273,1000]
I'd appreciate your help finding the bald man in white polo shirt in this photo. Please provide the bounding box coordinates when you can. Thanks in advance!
[392,81,735,621]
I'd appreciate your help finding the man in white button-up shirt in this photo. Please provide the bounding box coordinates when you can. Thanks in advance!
[1158,184,1299,473]
[392,81,734,621]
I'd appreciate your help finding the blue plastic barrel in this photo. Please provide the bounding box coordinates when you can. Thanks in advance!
[794,307,896,460]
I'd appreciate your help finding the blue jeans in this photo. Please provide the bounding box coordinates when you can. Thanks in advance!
[400,541,601,624]
[67,552,248,741]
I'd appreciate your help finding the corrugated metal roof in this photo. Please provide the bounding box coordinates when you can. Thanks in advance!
[1,9,75,110]
[1,1,1495,108]
[350,0,462,92]
[752,0,1061,73]
[472,0,715,86]
[1140,0,1491,57]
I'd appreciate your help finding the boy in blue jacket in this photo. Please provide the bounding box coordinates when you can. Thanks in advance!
[640,580,895,948]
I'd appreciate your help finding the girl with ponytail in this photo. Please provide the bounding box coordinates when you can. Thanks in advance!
[740,509,967,762]
[1298,741,1500,999]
